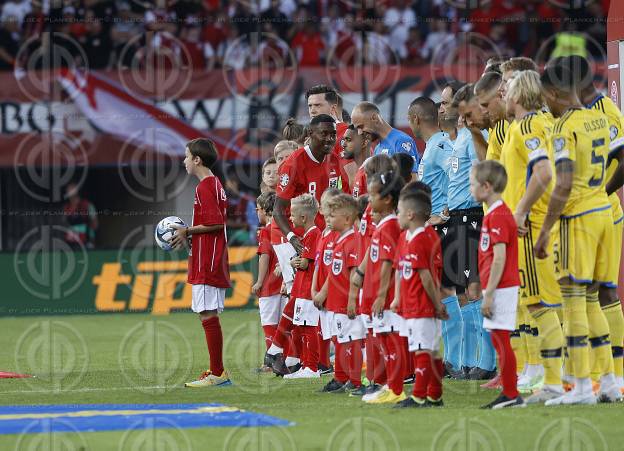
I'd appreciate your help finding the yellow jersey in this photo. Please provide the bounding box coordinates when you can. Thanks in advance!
[486,119,509,161]
[500,112,554,219]
[539,109,555,127]
[552,108,611,217]
[587,94,624,222]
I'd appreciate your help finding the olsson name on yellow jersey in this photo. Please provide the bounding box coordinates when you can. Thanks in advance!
[588,95,624,222]
[500,112,554,219]
[552,108,611,218]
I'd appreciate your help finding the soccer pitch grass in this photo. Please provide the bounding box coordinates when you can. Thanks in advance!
[0,310,620,450]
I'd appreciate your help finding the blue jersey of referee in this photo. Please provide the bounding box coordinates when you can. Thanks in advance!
[447,127,488,211]
[373,128,420,173]
[418,131,453,216]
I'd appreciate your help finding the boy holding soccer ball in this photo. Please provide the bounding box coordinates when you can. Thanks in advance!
[171,138,232,388]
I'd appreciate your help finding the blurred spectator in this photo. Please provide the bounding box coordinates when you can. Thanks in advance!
[260,0,290,39]
[63,183,98,250]
[421,16,455,61]
[384,0,416,57]
[0,16,20,70]
[224,166,256,245]
[218,26,248,70]
[78,10,113,69]
[401,27,426,65]
[110,2,142,68]
[179,19,215,70]
[1,0,31,27]
[291,22,324,66]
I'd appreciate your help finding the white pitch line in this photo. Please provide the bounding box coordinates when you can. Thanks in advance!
[0,385,184,394]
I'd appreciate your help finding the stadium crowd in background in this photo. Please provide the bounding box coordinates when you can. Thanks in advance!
[0,0,610,71]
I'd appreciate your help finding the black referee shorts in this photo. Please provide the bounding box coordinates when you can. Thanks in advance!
[436,207,483,290]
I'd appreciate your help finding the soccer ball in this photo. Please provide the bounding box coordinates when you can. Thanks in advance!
[155,216,187,251]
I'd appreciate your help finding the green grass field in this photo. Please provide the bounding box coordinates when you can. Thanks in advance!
[0,310,619,450]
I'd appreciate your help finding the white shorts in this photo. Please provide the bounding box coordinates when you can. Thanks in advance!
[272,242,297,289]
[320,310,334,340]
[258,294,286,326]
[293,298,320,326]
[404,317,441,353]
[191,285,225,313]
[332,312,367,344]
[482,286,520,332]
[360,313,374,330]
[372,310,402,334]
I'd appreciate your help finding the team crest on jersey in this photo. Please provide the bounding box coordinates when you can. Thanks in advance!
[401,142,412,152]
[370,244,379,262]
[450,156,459,173]
[553,138,565,153]
[332,258,343,275]
[359,220,367,235]
[402,261,413,279]
[353,186,359,198]
[525,138,540,151]
[323,249,333,265]
[480,232,490,251]
[329,177,339,188]
[279,174,290,187]
[611,125,619,141]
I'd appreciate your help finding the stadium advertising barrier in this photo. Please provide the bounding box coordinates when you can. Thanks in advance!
[4,247,258,316]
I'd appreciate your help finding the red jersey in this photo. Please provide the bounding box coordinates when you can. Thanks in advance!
[351,162,368,199]
[291,226,321,300]
[257,224,283,297]
[478,200,520,289]
[396,226,442,319]
[356,204,375,263]
[326,229,359,314]
[188,176,231,288]
[277,145,350,229]
[334,121,349,158]
[315,229,338,291]
[361,215,400,315]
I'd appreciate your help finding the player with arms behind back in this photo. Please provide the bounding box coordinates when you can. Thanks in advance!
[171,138,231,388]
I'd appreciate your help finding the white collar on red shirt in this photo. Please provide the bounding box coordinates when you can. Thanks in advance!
[337,228,355,243]
[322,227,332,238]
[304,145,321,164]
[486,199,504,214]
[406,226,425,242]
[376,213,397,228]
[303,225,318,238]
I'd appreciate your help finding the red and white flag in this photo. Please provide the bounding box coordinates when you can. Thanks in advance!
[56,68,234,159]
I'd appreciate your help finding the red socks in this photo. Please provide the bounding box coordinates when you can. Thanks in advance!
[412,353,432,399]
[383,333,405,395]
[428,358,444,401]
[201,316,224,376]
[491,329,518,399]
[365,332,386,385]
[262,325,277,350]
[334,340,348,383]
[348,339,363,386]
[300,326,319,371]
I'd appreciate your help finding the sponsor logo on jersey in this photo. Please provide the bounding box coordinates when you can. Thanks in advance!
[480,232,490,251]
